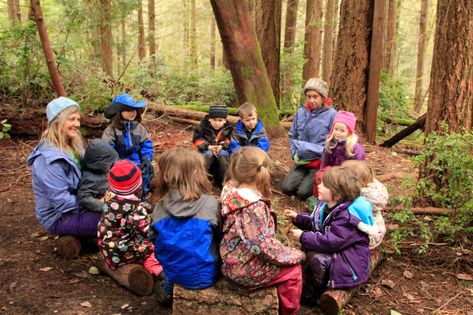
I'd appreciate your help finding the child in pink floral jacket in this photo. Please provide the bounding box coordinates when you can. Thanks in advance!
[220,147,305,315]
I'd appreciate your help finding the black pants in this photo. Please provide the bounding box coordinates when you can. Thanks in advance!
[281,165,317,200]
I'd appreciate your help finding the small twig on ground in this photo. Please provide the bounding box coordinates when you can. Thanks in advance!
[433,292,462,313]
[271,188,285,196]
[384,288,399,305]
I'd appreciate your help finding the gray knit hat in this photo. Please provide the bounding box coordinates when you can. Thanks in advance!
[208,104,228,119]
[303,78,329,97]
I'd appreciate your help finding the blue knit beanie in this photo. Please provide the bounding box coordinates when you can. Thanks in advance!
[46,97,80,125]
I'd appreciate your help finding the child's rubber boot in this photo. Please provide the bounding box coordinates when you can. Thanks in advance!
[56,235,81,259]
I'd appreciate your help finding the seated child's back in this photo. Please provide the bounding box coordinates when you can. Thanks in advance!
[151,148,221,291]
[78,139,118,212]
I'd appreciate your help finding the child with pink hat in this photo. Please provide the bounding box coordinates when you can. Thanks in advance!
[313,111,365,196]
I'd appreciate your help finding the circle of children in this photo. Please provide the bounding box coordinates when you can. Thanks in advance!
[27,77,388,315]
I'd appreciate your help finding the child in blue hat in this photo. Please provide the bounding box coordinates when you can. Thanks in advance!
[102,93,154,198]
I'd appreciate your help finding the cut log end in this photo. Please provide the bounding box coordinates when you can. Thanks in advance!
[56,235,81,259]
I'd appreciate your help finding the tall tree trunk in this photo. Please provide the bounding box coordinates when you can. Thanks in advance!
[121,17,126,69]
[383,0,396,74]
[284,0,299,50]
[413,0,429,113]
[148,0,156,67]
[210,20,216,70]
[322,0,335,84]
[330,0,373,131]
[392,0,401,74]
[7,0,21,26]
[138,1,146,62]
[30,0,65,97]
[255,0,282,108]
[210,0,280,128]
[425,0,473,135]
[183,0,189,63]
[189,0,197,68]
[99,0,113,78]
[302,0,323,81]
[365,0,385,143]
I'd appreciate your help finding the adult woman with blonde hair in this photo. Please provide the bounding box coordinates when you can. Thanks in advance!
[27,97,101,237]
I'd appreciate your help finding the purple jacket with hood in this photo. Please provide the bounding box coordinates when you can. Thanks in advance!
[294,201,370,289]
[321,140,365,168]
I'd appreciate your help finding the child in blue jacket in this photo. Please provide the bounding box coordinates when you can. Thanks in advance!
[151,148,221,305]
[229,102,270,153]
[102,93,154,197]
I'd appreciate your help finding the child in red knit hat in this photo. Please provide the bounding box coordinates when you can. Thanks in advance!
[97,159,162,277]
[313,111,365,197]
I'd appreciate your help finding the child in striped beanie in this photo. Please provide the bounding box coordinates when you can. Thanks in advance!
[97,160,162,277]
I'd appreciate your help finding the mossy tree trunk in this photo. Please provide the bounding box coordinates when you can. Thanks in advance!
[413,0,429,113]
[322,0,335,85]
[302,0,323,81]
[210,0,280,128]
[99,0,113,78]
[148,0,156,68]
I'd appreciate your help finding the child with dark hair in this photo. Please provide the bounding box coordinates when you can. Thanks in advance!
[102,93,154,197]
[78,139,118,212]
[192,104,233,181]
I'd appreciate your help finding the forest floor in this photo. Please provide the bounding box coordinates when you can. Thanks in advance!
[0,115,472,315]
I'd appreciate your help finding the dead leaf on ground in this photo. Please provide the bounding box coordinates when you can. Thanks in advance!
[72,272,89,279]
[403,270,414,279]
[38,236,49,241]
[390,310,402,315]
[80,301,92,308]
[456,273,473,281]
[381,279,396,289]
[39,267,53,272]
[68,279,80,284]
[30,232,40,238]
[403,293,420,303]
[9,281,17,292]
[371,286,384,298]
[121,304,129,309]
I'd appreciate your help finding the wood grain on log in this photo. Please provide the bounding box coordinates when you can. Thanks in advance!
[173,278,279,314]
[95,257,154,296]
[411,207,454,215]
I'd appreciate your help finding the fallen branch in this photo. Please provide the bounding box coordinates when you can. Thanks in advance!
[168,116,200,127]
[411,207,454,215]
[376,172,401,182]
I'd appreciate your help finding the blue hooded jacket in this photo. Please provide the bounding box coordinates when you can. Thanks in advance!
[289,105,337,161]
[229,119,270,153]
[27,141,81,230]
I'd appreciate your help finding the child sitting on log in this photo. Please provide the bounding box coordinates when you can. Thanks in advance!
[151,148,221,306]
[229,102,270,153]
[97,160,162,277]
[285,166,370,305]
[192,104,233,184]
[220,147,305,315]
[340,160,389,250]
[78,139,118,212]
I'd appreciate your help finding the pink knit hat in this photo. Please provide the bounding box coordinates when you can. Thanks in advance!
[328,111,357,136]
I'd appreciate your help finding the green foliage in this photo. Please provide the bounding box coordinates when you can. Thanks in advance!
[280,41,306,110]
[392,125,473,252]
[0,120,12,139]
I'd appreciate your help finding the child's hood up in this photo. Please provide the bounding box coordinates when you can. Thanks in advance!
[83,139,118,171]
[156,190,218,219]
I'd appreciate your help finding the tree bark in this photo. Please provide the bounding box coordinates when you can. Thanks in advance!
[330,0,373,131]
[302,0,323,81]
[210,20,216,70]
[413,0,429,113]
[322,0,336,85]
[425,0,473,134]
[31,0,65,97]
[383,0,396,74]
[189,0,197,68]
[210,0,280,128]
[99,0,113,78]
[332,0,339,58]
[7,0,21,26]
[121,17,126,69]
[148,0,156,67]
[284,0,299,50]
[183,0,189,63]
[391,0,402,74]
[254,0,282,108]
[365,0,385,144]
[138,1,146,62]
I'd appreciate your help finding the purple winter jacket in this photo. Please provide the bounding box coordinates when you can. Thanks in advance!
[321,141,365,168]
[294,201,370,289]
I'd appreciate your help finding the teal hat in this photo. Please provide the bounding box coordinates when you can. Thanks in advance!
[46,97,80,125]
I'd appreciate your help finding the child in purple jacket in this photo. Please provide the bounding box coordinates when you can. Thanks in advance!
[285,166,370,305]
[313,111,365,197]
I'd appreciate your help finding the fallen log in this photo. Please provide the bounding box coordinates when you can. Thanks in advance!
[168,116,200,127]
[172,278,279,314]
[95,257,154,296]
[410,207,454,215]
[319,248,383,315]
[56,235,81,259]
[380,114,426,147]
